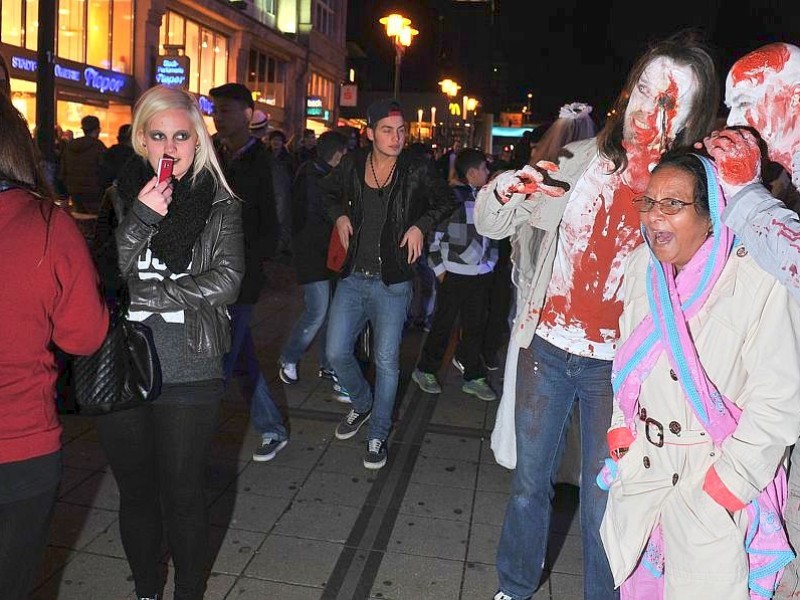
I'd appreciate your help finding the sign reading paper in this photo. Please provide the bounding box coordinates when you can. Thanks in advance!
[340,84,357,107]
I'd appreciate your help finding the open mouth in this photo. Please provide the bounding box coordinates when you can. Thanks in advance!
[650,230,674,244]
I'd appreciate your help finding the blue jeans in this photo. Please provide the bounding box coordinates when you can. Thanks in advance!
[224,304,287,442]
[326,273,412,441]
[496,335,617,600]
[280,280,331,369]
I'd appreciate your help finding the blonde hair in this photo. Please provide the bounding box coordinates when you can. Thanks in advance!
[131,85,234,197]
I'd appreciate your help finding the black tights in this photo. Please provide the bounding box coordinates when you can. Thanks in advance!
[95,379,222,600]
[0,483,58,600]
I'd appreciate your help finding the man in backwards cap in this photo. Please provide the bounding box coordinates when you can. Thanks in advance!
[322,99,457,469]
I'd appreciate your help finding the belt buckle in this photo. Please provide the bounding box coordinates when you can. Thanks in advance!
[644,417,664,447]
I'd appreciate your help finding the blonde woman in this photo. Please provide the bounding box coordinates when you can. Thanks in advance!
[94,85,244,600]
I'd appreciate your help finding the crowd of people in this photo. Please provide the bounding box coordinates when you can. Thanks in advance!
[5,29,800,600]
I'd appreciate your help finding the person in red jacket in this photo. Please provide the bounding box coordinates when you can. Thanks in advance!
[0,93,108,600]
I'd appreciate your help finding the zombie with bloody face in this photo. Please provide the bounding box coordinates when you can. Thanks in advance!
[701,42,800,599]
[474,33,719,600]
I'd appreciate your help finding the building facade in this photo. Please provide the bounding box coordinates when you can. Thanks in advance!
[1,0,346,143]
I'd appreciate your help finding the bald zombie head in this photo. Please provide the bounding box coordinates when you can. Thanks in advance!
[726,42,800,172]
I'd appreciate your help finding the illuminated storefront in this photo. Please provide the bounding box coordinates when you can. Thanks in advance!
[158,10,228,96]
[1,0,133,140]
[306,71,334,133]
[2,45,135,141]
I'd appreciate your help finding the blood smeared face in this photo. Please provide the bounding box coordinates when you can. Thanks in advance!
[623,57,699,152]
[726,43,800,172]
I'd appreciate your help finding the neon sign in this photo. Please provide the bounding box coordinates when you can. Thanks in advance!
[197,96,214,116]
[306,96,325,117]
[10,55,130,96]
[154,57,190,88]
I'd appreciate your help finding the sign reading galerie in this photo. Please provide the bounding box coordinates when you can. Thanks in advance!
[9,53,132,97]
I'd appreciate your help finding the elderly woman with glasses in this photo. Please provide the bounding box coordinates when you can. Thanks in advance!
[598,150,800,599]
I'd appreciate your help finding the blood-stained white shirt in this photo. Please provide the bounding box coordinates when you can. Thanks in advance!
[536,155,643,359]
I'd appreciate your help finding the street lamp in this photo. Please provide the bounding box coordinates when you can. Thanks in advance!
[526,92,533,122]
[380,13,418,99]
[430,106,437,143]
[439,79,461,147]
[417,107,423,141]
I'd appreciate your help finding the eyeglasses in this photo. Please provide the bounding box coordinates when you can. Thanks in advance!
[632,196,695,215]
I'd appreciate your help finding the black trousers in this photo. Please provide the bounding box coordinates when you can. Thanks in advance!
[95,379,223,600]
[0,455,60,600]
[418,272,492,380]
[482,260,513,362]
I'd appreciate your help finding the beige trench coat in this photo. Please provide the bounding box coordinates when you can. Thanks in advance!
[600,245,800,598]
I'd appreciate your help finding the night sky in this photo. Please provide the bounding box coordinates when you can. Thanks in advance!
[347,0,800,124]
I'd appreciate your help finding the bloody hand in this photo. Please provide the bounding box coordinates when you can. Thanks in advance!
[701,128,762,197]
[505,162,566,198]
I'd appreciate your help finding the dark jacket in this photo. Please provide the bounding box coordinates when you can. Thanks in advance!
[59,135,106,200]
[100,143,136,190]
[292,157,336,284]
[113,185,245,357]
[215,136,278,304]
[322,148,458,284]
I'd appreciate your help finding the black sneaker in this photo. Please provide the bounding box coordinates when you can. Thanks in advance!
[318,367,337,381]
[252,437,288,462]
[335,409,371,440]
[363,438,387,469]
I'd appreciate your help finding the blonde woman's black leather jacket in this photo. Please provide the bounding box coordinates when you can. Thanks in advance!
[112,186,244,357]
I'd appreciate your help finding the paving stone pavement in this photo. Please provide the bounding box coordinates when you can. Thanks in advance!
[33,261,585,600]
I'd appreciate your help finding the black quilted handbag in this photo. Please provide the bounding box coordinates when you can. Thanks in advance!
[68,293,162,415]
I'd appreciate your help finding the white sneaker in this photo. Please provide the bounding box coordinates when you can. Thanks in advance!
[493,593,515,600]
[279,361,298,384]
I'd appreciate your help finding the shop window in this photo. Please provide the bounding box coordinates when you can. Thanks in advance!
[57,0,86,62]
[307,72,334,111]
[159,10,228,95]
[2,0,39,50]
[314,0,335,37]
[247,50,285,108]
[57,99,132,145]
[86,0,111,68]
[53,0,132,72]
[10,78,37,131]
[1,0,24,47]
[111,0,133,73]
[25,0,39,50]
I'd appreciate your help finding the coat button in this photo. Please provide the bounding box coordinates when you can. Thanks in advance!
[672,473,679,485]
[639,407,647,420]
[643,456,651,469]
[669,369,678,381]
[669,421,681,435]
[736,246,748,257]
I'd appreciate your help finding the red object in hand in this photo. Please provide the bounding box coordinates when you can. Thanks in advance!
[157,155,175,184]
[326,229,347,272]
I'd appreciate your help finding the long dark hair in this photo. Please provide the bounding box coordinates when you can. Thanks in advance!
[0,92,54,201]
[0,52,9,97]
[598,30,719,173]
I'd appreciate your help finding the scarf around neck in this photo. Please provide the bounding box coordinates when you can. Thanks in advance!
[116,156,215,273]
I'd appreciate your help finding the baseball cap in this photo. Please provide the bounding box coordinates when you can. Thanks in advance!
[249,110,269,131]
[208,83,255,109]
[367,99,404,128]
